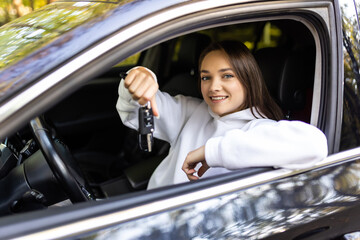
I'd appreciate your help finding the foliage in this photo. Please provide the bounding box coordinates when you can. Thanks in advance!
[0,0,53,26]
[340,0,360,150]
[0,2,117,69]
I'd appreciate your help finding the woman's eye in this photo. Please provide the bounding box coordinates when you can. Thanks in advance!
[201,76,210,81]
[223,74,234,79]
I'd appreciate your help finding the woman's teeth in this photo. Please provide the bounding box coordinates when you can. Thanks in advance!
[211,96,227,100]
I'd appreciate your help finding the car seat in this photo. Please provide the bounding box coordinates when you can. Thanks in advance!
[162,32,211,98]
[254,46,316,122]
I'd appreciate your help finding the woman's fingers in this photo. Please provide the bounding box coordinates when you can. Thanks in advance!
[184,160,209,180]
[150,95,159,117]
[125,69,153,97]
[182,146,207,181]
[183,167,199,181]
[182,161,197,180]
[187,174,199,181]
[124,67,159,116]
[198,161,210,177]
[132,78,153,103]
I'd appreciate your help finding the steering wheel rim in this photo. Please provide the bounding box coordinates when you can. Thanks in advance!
[30,117,92,203]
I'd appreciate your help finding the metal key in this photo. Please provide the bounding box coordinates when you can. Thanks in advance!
[138,102,155,152]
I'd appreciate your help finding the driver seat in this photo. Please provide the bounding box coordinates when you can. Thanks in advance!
[255,46,316,122]
[162,32,211,98]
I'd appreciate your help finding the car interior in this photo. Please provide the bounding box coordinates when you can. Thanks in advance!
[0,18,316,214]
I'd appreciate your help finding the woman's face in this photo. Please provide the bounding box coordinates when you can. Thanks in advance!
[200,50,246,117]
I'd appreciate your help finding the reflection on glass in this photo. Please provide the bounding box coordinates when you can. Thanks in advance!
[82,161,360,240]
[0,1,119,101]
[0,2,116,70]
[341,0,360,150]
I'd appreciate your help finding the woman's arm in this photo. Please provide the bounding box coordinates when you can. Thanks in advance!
[116,67,202,143]
[205,120,328,169]
[182,120,328,180]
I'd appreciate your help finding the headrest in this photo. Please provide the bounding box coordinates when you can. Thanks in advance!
[255,46,315,111]
[254,47,288,102]
[279,47,315,110]
[177,33,211,74]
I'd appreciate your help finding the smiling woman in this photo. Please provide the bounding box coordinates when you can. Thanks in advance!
[198,41,283,120]
[117,40,328,189]
[200,50,247,117]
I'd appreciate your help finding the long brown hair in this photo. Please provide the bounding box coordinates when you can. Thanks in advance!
[198,41,284,121]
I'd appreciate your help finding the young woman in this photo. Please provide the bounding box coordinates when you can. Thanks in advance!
[116,41,328,189]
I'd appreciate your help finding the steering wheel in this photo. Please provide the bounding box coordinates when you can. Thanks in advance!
[30,117,93,203]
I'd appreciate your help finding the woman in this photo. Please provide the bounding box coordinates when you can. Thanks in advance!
[116,41,327,189]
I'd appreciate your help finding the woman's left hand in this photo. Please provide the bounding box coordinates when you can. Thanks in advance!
[182,146,209,181]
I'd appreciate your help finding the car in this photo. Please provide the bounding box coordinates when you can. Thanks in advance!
[0,0,359,239]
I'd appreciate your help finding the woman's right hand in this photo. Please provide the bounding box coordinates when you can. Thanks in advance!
[124,67,159,117]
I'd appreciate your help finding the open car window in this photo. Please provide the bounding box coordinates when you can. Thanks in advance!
[1,17,319,203]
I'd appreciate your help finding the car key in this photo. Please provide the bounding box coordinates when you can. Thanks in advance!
[120,72,155,152]
[138,102,154,152]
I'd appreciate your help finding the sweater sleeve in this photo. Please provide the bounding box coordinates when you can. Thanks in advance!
[116,67,202,144]
[205,120,328,169]
[116,79,141,130]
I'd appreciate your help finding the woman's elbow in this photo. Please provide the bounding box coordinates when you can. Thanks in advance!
[301,129,328,165]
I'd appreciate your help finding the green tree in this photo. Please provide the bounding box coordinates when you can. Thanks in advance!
[0,0,53,26]
[340,0,360,150]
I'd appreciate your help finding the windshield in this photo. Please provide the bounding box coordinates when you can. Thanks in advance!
[0,2,117,70]
[0,1,121,102]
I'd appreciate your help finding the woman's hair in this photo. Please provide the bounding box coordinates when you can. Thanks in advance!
[198,40,284,121]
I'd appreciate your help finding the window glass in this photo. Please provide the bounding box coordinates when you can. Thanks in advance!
[340,0,360,150]
[171,22,282,62]
[0,2,117,70]
[116,52,141,67]
[203,22,282,51]
[256,22,282,50]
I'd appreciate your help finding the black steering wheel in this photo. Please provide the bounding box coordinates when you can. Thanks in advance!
[30,117,93,203]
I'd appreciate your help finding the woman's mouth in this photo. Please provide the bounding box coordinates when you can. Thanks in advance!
[210,96,228,102]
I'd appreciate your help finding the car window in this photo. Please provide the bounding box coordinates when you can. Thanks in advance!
[340,0,360,150]
[65,18,318,195]
[171,22,282,62]
[0,17,320,205]
[139,19,316,122]
[115,52,141,67]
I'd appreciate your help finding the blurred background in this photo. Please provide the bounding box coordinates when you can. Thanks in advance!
[0,0,54,26]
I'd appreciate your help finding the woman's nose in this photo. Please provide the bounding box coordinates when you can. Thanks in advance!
[209,77,222,92]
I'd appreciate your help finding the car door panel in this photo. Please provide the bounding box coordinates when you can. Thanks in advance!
[4,151,359,240]
[76,155,360,240]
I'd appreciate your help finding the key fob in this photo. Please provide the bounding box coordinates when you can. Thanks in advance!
[138,102,154,152]
[120,72,154,152]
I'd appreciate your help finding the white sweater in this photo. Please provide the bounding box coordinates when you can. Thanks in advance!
[116,80,328,189]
